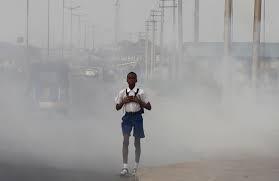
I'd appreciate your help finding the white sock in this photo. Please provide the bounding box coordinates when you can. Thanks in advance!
[134,162,139,169]
[123,163,128,169]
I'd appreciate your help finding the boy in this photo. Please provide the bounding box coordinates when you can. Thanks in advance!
[115,72,152,176]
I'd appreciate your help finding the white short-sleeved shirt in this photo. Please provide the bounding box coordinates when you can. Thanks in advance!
[115,87,149,113]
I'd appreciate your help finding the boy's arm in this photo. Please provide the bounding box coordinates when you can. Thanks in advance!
[134,96,152,110]
[116,101,125,110]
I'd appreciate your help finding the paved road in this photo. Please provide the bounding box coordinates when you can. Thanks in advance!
[138,159,279,181]
[0,161,138,181]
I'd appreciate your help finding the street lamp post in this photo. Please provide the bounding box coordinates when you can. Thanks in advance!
[26,0,29,48]
[48,0,50,57]
[62,0,65,57]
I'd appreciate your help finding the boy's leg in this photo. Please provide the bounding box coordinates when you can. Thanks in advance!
[122,134,130,165]
[133,114,144,167]
[131,137,141,175]
[134,137,141,164]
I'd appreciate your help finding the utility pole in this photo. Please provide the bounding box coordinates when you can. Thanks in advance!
[224,0,232,57]
[25,0,30,79]
[150,10,161,78]
[65,4,80,52]
[262,0,266,43]
[91,25,95,50]
[177,0,183,77]
[262,0,266,77]
[62,0,65,57]
[70,6,73,50]
[48,0,50,57]
[173,0,177,78]
[76,14,82,49]
[159,0,177,32]
[159,0,165,63]
[72,13,87,49]
[84,23,87,50]
[78,15,81,48]
[151,19,156,78]
[145,21,152,80]
[173,0,176,36]
[26,0,29,49]
[194,0,199,43]
[223,0,233,96]
[252,0,262,86]
[160,0,177,79]
[151,18,156,78]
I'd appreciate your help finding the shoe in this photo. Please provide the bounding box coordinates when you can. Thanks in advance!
[131,168,137,176]
[120,168,129,176]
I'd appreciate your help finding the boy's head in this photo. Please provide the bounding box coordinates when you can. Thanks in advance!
[127,72,137,87]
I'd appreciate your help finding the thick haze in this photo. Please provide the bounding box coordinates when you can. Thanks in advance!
[0,0,279,180]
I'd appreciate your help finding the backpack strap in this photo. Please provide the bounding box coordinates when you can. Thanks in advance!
[135,88,139,97]
[126,88,139,97]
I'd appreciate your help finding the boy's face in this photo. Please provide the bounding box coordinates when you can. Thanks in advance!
[127,74,137,86]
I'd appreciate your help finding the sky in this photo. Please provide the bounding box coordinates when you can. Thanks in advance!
[0,0,279,48]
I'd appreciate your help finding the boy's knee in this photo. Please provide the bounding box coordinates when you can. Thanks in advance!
[123,139,129,147]
[134,140,140,148]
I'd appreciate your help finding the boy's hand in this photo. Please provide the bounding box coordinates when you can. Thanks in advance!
[122,96,134,104]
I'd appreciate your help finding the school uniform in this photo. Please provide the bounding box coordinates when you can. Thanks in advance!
[115,87,149,138]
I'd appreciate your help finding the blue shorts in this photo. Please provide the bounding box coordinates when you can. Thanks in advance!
[121,112,145,138]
